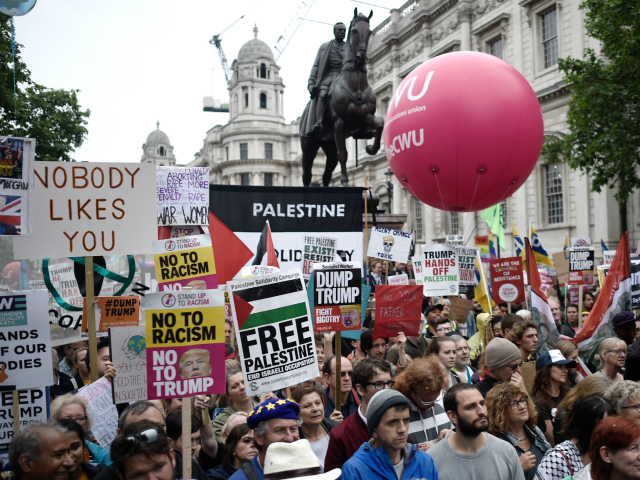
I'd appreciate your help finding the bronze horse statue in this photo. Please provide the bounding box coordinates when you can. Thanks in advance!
[299,9,384,186]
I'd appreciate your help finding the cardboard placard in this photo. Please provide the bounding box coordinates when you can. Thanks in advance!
[446,235,464,247]
[312,262,361,333]
[229,269,318,396]
[412,255,425,288]
[110,326,147,403]
[420,244,459,296]
[388,274,409,285]
[521,361,536,394]
[367,227,412,263]
[603,251,616,266]
[156,166,209,226]
[552,251,570,286]
[489,257,525,304]
[302,235,337,278]
[0,290,52,390]
[13,162,156,258]
[569,248,595,285]
[457,247,478,288]
[76,377,118,447]
[567,286,580,305]
[82,297,140,337]
[146,290,226,399]
[153,234,217,291]
[0,388,48,453]
[0,136,35,237]
[449,297,474,323]
[373,285,423,337]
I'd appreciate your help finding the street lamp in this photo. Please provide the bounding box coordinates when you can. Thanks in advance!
[384,167,394,213]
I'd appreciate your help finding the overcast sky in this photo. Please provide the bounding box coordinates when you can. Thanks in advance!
[14,0,397,164]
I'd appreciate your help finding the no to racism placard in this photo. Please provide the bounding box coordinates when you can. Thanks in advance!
[229,269,318,396]
[110,326,147,403]
[367,227,412,262]
[82,297,140,338]
[489,257,525,304]
[373,285,422,337]
[157,166,209,226]
[569,248,595,285]
[312,262,362,333]
[146,290,225,399]
[0,388,48,455]
[0,136,35,236]
[0,290,52,390]
[420,244,459,296]
[302,235,336,278]
[153,234,217,291]
[14,162,156,258]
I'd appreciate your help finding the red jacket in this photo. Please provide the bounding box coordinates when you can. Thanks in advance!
[324,406,370,471]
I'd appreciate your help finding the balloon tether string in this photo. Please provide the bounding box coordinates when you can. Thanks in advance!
[432,170,446,211]
[468,173,482,212]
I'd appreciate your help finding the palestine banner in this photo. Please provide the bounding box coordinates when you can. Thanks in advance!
[228,269,318,396]
[573,233,632,360]
[209,186,362,273]
[312,262,362,333]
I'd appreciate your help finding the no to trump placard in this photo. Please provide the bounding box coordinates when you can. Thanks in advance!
[146,290,226,399]
[489,257,525,304]
[367,227,412,262]
[153,234,217,291]
[420,244,459,296]
[569,248,595,285]
[312,262,362,333]
[373,285,422,337]
[13,162,156,258]
[229,269,318,396]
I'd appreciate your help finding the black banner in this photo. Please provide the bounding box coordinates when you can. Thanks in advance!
[632,262,640,310]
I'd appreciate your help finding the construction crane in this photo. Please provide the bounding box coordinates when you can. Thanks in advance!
[203,14,246,113]
[273,0,317,61]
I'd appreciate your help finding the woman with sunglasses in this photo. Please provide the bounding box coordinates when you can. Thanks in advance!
[594,337,627,385]
[486,383,550,480]
[207,424,258,480]
[56,419,104,479]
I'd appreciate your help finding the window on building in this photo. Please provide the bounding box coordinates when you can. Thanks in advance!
[241,173,250,186]
[265,143,273,159]
[225,146,229,161]
[450,212,460,235]
[541,7,559,68]
[240,143,248,160]
[544,163,564,224]
[260,93,267,109]
[245,93,249,108]
[264,173,273,186]
[489,37,503,59]
[260,63,267,79]
[158,146,165,156]
[414,198,423,241]
[501,199,508,225]
[267,70,271,79]
[256,68,260,77]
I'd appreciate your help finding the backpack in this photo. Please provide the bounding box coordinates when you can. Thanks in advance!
[240,460,261,480]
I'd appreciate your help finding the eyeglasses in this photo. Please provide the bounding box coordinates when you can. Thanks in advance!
[607,349,627,356]
[62,415,87,425]
[505,362,523,371]
[115,427,161,455]
[436,327,453,333]
[456,346,470,353]
[509,398,528,410]
[331,371,353,378]
[365,380,395,391]
[622,404,640,413]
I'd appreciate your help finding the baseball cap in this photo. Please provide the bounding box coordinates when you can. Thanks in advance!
[424,304,443,316]
[536,349,577,370]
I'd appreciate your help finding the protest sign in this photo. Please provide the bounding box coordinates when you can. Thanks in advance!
[373,285,422,337]
[420,244,459,296]
[0,136,34,236]
[571,237,592,248]
[476,236,490,262]
[456,247,478,297]
[210,185,363,271]
[449,297,474,323]
[603,251,616,265]
[229,269,317,396]
[13,162,156,258]
[157,166,209,226]
[446,235,464,247]
[388,274,409,285]
[110,326,147,403]
[597,265,610,289]
[411,255,425,293]
[146,290,226,399]
[302,235,337,277]
[0,290,52,390]
[367,227,412,262]
[552,251,570,286]
[153,234,217,291]
[241,266,280,278]
[631,261,640,310]
[312,262,361,333]
[82,297,140,338]
[0,388,48,453]
[489,257,525,304]
[169,226,203,238]
[76,377,118,447]
[569,248,595,285]
[567,286,580,305]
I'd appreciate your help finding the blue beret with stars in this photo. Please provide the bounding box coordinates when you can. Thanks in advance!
[246,398,300,429]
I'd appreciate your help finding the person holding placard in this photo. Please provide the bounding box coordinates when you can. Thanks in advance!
[321,356,359,420]
[386,315,429,365]
[213,369,258,442]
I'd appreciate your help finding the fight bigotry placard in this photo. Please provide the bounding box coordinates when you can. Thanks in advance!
[569,248,595,285]
[367,227,412,263]
[228,269,318,396]
[489,257,525,304]
[302,235,337,278]
[153,234,217,291]
[312,262,362,333]
[420,244,459,296]
[145,290,226,399]
[372,285,422,337]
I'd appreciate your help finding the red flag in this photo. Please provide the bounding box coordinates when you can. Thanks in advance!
[576,357,592,377]
[232,293,254,330]
[265,222,279,268]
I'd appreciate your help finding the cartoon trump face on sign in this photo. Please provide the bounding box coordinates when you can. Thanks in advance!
[383,235,395,254]
[179,348,212,379]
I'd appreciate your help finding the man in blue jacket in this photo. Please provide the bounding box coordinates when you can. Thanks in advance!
[341,389,439,480]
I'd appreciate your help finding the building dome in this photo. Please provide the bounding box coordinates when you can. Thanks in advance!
[146,121,171,146]
[237,25,274,63]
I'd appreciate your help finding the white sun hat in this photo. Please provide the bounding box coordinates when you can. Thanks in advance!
[263,439,342,480]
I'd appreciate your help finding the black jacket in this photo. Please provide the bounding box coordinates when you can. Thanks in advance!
[57,373,85,396]
[93,450,208,480]
[298,418,339,440]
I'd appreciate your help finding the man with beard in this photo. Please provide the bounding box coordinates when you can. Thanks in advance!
[427,384,524,480]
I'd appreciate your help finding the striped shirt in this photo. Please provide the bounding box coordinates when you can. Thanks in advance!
[407,390,453,445]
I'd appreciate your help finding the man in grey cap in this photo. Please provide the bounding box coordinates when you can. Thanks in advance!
[474,337,525,397]
[340,389,438,480]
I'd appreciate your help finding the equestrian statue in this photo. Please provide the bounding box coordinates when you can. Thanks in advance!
[299,9,384,186]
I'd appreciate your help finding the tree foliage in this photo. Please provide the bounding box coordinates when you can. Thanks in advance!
[543,0,640,204]
[0,15,89,161]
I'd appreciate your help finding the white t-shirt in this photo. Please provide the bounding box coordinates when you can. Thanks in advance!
[393,454,404,480]
[309,433,330,468]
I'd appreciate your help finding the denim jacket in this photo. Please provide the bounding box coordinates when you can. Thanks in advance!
[499,424,551,454]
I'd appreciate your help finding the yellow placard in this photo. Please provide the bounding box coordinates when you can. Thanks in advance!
[146,305,225,347]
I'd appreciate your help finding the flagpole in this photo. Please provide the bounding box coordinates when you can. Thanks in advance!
[477,251,491,313]
[364,178,369,287]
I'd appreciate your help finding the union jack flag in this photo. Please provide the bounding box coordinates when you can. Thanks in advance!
[0,195,21,226]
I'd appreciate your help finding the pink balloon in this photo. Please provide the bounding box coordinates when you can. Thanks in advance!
[384,51,543,212]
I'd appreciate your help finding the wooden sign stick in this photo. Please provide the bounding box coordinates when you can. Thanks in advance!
[385,262,390,285]
[182,398,192,479]
[85,257,99,383]
[364,178,369,287]
[578,284,584,327]
[335,332,342,410]
[13,390,20,434]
